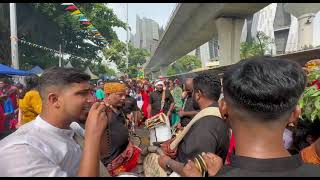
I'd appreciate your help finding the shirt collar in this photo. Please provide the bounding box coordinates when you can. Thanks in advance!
[34,115,75,138]
[229,154,302,172]
[209,102,219,107]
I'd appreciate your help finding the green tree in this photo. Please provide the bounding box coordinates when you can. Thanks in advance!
[167,55,202,76]
[102,40,127,73]
[15,3,126,72]
[103,41,150,77]
[240,31,273,59]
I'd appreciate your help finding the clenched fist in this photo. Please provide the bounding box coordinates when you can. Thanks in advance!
[85,102,108,139]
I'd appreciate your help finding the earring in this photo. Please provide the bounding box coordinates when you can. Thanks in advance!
[223,114,228,119]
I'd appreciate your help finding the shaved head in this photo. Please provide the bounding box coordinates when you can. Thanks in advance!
[185,78,193,92]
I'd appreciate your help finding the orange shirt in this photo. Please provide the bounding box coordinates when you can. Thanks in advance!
[300,143,320,165]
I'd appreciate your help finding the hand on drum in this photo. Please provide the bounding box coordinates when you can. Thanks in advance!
[158,154,171,170]
[181,152,223,177]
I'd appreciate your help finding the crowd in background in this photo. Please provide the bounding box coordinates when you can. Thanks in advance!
[0,57,320,177]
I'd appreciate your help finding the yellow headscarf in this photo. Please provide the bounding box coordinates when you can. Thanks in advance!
[104,82,126,94]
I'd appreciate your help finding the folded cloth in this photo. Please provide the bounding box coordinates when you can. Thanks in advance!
[106,141,142,176]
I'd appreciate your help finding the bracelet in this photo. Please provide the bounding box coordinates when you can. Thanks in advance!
[165,159,173,170]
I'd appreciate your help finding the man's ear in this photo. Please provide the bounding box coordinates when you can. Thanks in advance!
[218,98,228,121]
[287,105,301,126]
[48,93,60,109]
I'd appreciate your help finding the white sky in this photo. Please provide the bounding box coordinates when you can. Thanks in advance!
[107,3,177,42]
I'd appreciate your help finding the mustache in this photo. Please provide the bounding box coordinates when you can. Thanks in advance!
[82,104,92,111]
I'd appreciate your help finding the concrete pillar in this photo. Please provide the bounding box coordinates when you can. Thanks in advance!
[216,17,245,66]
[284,3,320,50]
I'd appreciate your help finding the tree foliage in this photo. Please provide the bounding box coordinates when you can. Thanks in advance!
[0,3,126,76]
[240,31,273,59]
[103,40,150,78]
[28,3,126,74]
[167,55,202,76]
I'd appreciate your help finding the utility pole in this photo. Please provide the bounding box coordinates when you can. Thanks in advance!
[59,44,62,67]
[126,3,129,69]
[10,3,19,69]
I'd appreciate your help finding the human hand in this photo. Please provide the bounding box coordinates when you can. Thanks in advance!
[85,102,107,139]
[167,111,172,118]
[201,152,223,176]
[178,110,185,117]
[181,160,201,177]
[181,91,187,99]
[158,154,171,170]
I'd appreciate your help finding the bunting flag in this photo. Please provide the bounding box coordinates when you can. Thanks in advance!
[19,39,90,62]
[61,3,108,48]
[71,9,81,15]
[61,3,74,6]
[81,21,91,25]
[65,5,77,11]
[79,17,88,21]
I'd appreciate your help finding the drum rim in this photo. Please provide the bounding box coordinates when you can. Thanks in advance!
[117,172,139,177]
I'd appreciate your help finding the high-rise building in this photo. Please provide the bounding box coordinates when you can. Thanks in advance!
[245,3,320,54]
[131,15,162,53]
[188,3,320,69]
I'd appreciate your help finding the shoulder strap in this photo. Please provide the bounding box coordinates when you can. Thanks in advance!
[160,90,166,110]
[169,107,221,150]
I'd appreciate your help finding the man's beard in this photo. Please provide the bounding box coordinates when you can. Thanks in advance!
[192,96,200,110]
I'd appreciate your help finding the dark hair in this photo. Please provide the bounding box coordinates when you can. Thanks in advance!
[223,57,307,121]
[39,67,90,100]
[25,74,39,91]
[193,73,221,101]
[291,119,320,154]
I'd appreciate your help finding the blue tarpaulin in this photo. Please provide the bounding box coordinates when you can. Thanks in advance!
[28,66,44,75]
[0,64,33,76]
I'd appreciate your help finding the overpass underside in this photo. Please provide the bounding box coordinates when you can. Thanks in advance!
[144,3,269,77]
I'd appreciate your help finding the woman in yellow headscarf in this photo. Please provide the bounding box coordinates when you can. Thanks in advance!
[18,74,42,125]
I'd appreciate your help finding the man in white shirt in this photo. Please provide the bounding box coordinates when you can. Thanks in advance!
[0,67,108,177]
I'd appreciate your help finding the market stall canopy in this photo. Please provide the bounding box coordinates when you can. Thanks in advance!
[64,61,74,68]
[28,66,44,76]
[84,67,98,80]
[0,64,33,76]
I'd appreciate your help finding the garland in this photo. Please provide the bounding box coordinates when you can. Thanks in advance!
[19,38,89,62]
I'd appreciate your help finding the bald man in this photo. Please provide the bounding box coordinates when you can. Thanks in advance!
[178,78,199,127]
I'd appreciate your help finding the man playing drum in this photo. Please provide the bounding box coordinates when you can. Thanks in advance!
[157,74,230,176]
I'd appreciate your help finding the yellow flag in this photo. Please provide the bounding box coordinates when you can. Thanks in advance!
[71,10,81,15]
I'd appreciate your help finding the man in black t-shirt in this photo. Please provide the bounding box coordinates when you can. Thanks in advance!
[157,74,229,176]
[182,57,320,177]
[178,78,199,127]
[147,80,174,118]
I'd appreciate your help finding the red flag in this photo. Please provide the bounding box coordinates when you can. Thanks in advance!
[65,5,77,11]
[81,21,91,25]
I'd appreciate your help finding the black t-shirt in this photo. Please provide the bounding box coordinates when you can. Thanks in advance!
[216,154,320,177]
[149,90,174,116]
[103,110,129,164]
[176,103,230,164]
[122,95,139,115]
[180,94,199,127]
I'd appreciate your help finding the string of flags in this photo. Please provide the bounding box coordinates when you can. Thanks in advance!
[61,3,108,47]
[18,39,90,62]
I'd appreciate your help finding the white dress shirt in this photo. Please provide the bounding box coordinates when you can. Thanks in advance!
[0,116,82,177]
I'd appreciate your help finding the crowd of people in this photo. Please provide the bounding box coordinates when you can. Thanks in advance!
[0,56,319,176]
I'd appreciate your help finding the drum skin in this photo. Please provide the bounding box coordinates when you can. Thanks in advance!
[143,153,167,177]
